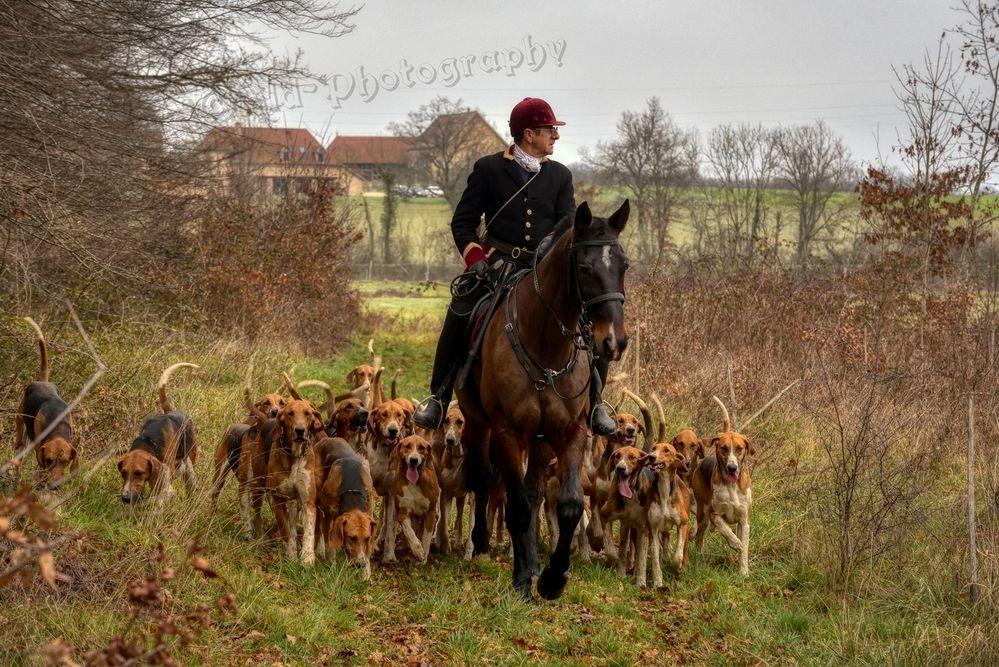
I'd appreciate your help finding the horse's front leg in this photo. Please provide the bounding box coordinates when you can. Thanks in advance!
[493,429,532,599]
[537,427,585,601]
[522,444,548,580]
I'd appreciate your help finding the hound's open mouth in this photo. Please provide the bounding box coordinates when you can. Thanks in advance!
[623,435,636,446]
[725,471,739,484]
[406,462,420,484]
[385,434,400,447]
[616,472,633,499]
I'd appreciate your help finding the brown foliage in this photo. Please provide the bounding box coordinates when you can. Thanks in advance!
[628,251,997,596]
[193,182,362,353]
[858,166,972,274]
[74,542,236,666]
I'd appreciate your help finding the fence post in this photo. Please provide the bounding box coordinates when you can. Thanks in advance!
[968,394,980,606]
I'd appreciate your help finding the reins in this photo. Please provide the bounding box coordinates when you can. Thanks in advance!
[502,230,626,439]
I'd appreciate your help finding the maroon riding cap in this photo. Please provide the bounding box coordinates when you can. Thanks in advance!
[509,97,565,137]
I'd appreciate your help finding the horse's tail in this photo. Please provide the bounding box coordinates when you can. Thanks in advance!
[622,388,655,452]
[651,392,667,445]
[158,362,199,413]
[23,317,48,382]
[711,395,731,433]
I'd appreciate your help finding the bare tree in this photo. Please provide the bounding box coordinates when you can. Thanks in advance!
[585,98,699,265]
[774,121,855,268]
[0,0,357,311]
[947,1,999,268]
[390,97,505,211]
[703,123,779,260]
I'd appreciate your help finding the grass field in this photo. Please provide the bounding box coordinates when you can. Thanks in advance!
[351,186,865,272]
[1,286,995,665]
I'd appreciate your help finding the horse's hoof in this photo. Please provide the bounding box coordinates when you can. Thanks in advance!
[514,578,533,601]
[536,568,569,600]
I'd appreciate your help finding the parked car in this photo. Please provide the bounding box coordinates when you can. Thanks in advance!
[426,185,444,197]
[411,187,431,198]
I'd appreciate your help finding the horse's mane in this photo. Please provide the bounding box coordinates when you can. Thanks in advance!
[552,211,574,241]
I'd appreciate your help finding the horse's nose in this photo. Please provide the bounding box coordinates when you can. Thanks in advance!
[603,332,628,361]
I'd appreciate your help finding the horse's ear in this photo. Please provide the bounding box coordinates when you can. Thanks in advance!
[608,199,630,234]
[574,201,592,231]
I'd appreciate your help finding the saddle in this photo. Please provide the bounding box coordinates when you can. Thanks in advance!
[457,262,530,392]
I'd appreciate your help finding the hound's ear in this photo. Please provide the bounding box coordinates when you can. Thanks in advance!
[329,515,346,551]
[310,409,324,432]
[608,199,630,234]
[696,439,705,458]
[609,449,622,467]
[70,446,80,472]
[710,436,720,450]
[574,201,592,231]
[638,452,652,466]
[117,458,125,474]
[637,422,645,433]
[147,455,163,485]
[746,439,755,456]
[346,370,356,385]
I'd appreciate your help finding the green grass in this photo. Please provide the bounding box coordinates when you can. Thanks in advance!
[1,289,996,665]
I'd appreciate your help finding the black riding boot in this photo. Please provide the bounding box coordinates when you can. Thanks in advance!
[414,306,471,430]
[589,355,617,436]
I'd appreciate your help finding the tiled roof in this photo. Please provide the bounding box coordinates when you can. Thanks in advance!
[326,135,412,165]
[200,126,327,164]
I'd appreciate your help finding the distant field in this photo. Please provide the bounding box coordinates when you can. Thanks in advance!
[351,185,867,271]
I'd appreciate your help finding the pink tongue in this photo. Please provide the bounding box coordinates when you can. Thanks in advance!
[617,477,633,499]
[725,473,739,484]
[406,465,420,484]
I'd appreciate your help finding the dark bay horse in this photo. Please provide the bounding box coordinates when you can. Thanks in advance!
[458,200,630,600]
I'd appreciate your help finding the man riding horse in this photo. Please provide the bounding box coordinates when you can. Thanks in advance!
[413,97,618,437]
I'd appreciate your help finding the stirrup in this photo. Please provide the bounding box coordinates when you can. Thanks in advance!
[414,395,446,431]
[590,401,617,437]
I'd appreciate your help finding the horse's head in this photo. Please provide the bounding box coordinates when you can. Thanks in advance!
[570,199,630,361]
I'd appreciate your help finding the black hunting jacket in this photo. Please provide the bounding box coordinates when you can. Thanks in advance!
[450,146,575,260]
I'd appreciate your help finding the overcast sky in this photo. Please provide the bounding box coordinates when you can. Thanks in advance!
[263,0,960,168]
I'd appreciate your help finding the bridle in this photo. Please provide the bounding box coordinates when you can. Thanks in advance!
[503,230,627,418]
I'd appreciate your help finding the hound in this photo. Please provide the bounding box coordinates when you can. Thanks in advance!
[317,437,376,580]
[385,434,439,563]
[365,398,411,560]
[645,440,693,586]
[118,363,199,505]
[599,445,653,587]
[431,406,468,554]
[692,396,753,576]
[15,318,78,490]
[263,397,326,565]
[209,377,286,511]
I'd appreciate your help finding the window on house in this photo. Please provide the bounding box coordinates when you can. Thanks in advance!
[316,149,327,164]
[279,146,291,162]
[272,177,288,195]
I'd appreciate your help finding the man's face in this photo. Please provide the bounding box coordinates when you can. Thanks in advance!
[523,125,559,157]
